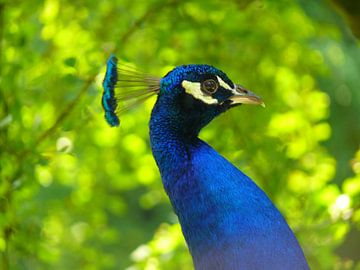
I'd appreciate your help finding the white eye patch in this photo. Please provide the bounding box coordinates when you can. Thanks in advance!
[181,80,218,105]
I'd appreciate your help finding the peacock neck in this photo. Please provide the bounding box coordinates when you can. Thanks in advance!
[149,96,198,192]
[149,97,309,270]
[149,96,246,258]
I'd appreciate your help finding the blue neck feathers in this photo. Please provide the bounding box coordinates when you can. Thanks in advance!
[149,95,309,270]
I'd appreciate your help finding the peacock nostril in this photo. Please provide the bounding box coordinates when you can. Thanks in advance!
[236,85,249,94]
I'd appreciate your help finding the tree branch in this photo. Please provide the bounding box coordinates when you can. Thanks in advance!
[331,0,360,39]
[34,0,175,149]
[3,3,179,268]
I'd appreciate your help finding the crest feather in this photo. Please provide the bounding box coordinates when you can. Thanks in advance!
[102,55,160,127]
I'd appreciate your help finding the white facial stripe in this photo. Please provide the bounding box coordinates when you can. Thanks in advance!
[216,75,238,95]
[181,80,218,105]
[216,76,233,91]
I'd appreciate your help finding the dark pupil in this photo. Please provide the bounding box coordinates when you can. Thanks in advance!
[203,79,217,93]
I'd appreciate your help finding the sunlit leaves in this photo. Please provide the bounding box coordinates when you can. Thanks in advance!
[1,0,360,269]
[129,223,191,270]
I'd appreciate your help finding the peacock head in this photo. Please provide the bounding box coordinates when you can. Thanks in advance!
[154,64,264,135]
[102,56,263,135]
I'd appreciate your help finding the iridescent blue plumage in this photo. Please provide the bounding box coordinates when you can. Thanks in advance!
[160,64,234,94]
[150,65,309,269]
[102,55,120,126]
[102,58,309,269]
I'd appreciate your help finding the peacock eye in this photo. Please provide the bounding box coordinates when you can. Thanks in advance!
[201,79,219,95]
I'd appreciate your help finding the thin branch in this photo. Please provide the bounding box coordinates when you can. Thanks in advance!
[7,0,181,189]
[2,4,177,268]
[34,78,93,146]
[119,3,159,45]
[34,1,175,148]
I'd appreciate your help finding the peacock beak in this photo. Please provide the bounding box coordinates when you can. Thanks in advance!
[229,85,265,107]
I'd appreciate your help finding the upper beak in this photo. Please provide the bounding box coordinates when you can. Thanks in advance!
[229,85,265,107]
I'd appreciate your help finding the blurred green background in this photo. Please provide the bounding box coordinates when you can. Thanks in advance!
[1,0,360,269]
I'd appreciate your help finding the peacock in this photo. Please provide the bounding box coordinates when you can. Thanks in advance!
[102,55,310,270]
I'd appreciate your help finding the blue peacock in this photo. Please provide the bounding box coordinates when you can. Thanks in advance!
[102,55,310,270]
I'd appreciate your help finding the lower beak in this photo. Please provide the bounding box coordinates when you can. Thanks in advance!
[229,85,265,107]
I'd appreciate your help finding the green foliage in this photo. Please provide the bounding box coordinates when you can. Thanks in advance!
[0,0,359,269]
